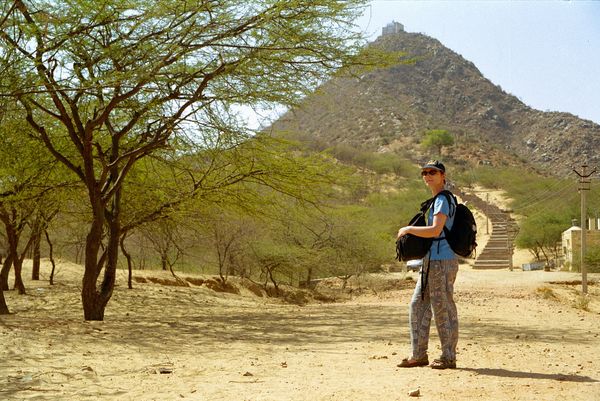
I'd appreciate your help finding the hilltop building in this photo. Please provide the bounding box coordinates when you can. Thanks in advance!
[562,218,600,269]
[382,21,404,36]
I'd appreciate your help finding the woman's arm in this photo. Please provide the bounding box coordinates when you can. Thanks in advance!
[397,213,447,240]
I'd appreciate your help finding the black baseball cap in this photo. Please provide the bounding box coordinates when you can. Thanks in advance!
[421,160,446,173]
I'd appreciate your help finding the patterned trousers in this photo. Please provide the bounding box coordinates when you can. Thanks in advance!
[409,258,459,361]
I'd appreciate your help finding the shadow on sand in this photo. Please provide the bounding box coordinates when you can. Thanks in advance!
[460,367,598,383]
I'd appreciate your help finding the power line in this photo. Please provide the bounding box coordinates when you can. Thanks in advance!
[516,180,572,207]
[514,180,578,214]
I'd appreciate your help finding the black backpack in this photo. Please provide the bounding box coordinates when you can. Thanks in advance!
[395,199,434,261]
[437,190,477,258]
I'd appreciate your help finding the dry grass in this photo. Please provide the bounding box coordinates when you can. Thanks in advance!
[535,286,557,300]
[129,272,416,306]
[146,276,190,287]
[573,293,591,311]
[535,282,599,313]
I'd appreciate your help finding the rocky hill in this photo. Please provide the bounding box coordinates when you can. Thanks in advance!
[270,29,600,176]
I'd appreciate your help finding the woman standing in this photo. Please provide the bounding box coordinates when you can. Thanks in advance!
[396,160,459,370]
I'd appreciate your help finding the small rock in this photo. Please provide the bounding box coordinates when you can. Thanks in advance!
[243,372,253,377]
[408,388,420,397]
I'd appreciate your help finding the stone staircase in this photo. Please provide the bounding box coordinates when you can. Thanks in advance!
[452,188,518,269]
[473,212,519,269]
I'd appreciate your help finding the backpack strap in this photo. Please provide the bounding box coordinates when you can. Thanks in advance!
[437,190,457,239]
[421,253,431,300]
[426,190,456,238]
[438,190,457,218]
[419,197,435,213]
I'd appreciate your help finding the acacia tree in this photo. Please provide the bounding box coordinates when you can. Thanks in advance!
[421,129,454,156]
[205,211,253,283]
[0,204,35,294]
[0,151,59,298]
[516,212,566,263]
[0,0,377,320]
[30,206,59,281]
[140,219,185,274]
[0,101,61,313]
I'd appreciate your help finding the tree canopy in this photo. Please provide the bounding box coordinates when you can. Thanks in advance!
[421,129,454,156]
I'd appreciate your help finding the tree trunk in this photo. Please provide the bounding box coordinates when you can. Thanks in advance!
[31,228,42,281]
[81,215,108,321]
[81,184,122,321]
[306,266,313,286]
[1,207,35,295]
[540,246,550,265]
[0,215,16,291]
[75,243,83,265]
[13,257,26,295]
[45,230,56,285]
[266,264,280,295]
[0,286,9,315]
[4,223,26,294]
[0,253,12,291]
[120,234,133,290]
[82,233,120,320]
[12,230,36,295]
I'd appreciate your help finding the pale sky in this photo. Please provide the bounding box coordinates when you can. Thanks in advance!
[357,0,600,125]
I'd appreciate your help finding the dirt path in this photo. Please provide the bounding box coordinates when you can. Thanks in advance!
[1,262,599,401]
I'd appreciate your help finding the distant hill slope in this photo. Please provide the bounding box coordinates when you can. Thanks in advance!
[271,30,600,176]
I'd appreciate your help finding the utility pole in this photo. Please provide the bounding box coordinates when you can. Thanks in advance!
[573,164,596,294]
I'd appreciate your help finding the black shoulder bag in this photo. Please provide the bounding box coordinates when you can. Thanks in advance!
[395,198,435,262]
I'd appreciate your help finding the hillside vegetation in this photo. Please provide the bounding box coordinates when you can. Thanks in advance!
[271,30,600,176]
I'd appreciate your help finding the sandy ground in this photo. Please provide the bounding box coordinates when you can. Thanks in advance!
[1,260,599,401]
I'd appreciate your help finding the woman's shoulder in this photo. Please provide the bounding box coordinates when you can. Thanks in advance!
[432,192,452,212]
[435,192,451,203]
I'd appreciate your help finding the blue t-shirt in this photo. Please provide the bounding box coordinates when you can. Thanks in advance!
[427,194,456,260]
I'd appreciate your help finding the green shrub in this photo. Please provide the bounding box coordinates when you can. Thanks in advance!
[584,246,600,273]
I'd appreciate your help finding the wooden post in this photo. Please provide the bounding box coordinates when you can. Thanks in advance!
[574,164,596,294]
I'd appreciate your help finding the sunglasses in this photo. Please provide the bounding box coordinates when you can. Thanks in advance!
[421,170,440,177]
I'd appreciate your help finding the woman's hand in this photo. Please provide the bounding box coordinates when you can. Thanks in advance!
[398,213,447,240]
[397,226,411,240]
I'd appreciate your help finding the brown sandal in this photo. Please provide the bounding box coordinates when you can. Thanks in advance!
[397,357,429,368]
[430,358,456,369]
